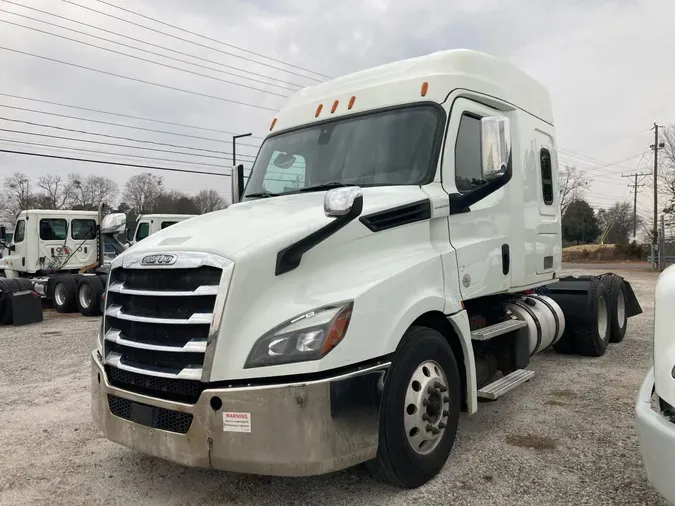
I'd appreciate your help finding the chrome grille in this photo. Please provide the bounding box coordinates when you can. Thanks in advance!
[102,252,232,402]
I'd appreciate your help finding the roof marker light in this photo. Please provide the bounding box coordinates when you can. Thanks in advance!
[421,82,428,97]
[269,118,277,131]
[348,96,356,109]
[315,104,323,117]
[331,100,339,113]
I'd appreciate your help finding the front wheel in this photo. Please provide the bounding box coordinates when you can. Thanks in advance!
[367,326,461,488]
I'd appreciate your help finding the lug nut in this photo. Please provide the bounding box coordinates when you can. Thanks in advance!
[426,424,433,432]
[439,422,446,429]
[422,414,430,422]
[438,385,448,393]
[431,427,441,435]
[443,409,450,417]
[422,399,429,406]
[427,386,436,394]
[443,396,450,403]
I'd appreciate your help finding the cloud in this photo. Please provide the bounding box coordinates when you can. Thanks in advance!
[0,0,671,218]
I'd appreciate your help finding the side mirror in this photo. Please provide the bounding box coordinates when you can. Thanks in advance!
[324,186,363,217]
[8,244,16,253]
[0,226,5,242]
[101,213,126,235]
[481,115,511,180]
[231,164,245,204]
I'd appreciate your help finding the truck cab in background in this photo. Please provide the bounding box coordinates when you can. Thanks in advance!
[129,213,197,245]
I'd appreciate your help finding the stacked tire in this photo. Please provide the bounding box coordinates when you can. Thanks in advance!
[0,278,34,324]
[546,274,628,357]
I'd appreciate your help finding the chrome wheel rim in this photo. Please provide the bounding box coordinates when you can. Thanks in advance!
[404,360,450,455]
[597,295,609,341]
[79,283,91,309]
[616,289,626,328]
[54,283,66,307]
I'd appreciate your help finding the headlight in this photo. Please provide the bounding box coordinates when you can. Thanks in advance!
[244,302,353,368]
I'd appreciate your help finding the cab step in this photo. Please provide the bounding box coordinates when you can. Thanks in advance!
[470,319,526,341]
[477,369,535,400]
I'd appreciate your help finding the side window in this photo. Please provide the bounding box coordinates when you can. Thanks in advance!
[136,222,150,241]
[71,219,96,240]
[454,114,485,193]
[161,221,178,230]
[39,219,67,241]
[262,151,306,193]
[540,148,554,205]
[13,220,25,243]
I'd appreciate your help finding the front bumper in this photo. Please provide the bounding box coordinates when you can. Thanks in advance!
[91,351,388,476]
[636,368,675,504]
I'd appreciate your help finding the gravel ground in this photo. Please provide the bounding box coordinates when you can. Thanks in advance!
[0,268,665,505]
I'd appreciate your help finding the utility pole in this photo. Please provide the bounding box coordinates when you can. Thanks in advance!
[650,123,665,269]
[622,171,651,239]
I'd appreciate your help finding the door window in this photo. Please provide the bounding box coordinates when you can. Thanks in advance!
[161,221,178,230]
[13,220,25,243]
[39,219,67,240]
[454,114,486,193]
[136,222,150,241]
[71,219,97,240]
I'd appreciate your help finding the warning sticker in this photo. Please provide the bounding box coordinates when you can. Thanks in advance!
[223,412,251,433]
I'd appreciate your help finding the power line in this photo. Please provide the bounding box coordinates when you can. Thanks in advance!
[0,137,234,169]
[62,0,324,83]
[0,127,254,162]
[0,18,291,99]
[92,0,331,80]
[0,101,263,146]
[0,117,257,158]
[0,148,231,177]
[0,2,305,90]
[0,46,278,112]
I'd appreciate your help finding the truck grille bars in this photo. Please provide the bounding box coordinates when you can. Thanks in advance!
[102,252,233,402]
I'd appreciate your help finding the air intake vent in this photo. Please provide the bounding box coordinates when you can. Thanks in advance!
[360,199,431,232]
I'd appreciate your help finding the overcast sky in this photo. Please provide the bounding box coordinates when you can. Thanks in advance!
[0,0,671,223]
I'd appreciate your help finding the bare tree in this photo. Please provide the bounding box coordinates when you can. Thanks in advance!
[68,173,118,210]
[36,174,73,209]
[123,173,164,214]
[1,172,33,226]
[193,189,227,214]
[558,165,589,214]
[659,126,675,215]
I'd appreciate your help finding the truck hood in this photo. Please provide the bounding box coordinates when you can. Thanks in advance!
[120,186,429,260]
[655,265,675,407]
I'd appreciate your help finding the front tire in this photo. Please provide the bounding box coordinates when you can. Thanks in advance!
[367,326,461,488]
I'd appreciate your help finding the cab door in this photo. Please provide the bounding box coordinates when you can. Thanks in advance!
[5,218,27,272]
[37,217,70,271]
[442,97,514,300]
[69,218,98,267]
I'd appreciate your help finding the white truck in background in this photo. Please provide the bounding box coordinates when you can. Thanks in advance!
[637,266,675,504]
[92,49,642,488]
[129,213,197,245]
[0,209,196,320]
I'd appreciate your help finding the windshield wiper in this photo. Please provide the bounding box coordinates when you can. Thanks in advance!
[297,182,352,193]
[245,191,279,199]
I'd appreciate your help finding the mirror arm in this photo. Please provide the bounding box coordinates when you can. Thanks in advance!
[449,152,513,214]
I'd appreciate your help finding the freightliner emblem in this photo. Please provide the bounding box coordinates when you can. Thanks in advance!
[141,254,177,265]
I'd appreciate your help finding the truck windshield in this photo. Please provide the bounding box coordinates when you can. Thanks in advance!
[243,104,443,198]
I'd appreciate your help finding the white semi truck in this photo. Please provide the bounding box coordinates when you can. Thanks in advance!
[91,49,642,488]
[0,208,128,319]
[637,266,675,503]
[129,213,198,245]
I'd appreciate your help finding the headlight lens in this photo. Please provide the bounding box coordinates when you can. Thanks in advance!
[244,302,353,368]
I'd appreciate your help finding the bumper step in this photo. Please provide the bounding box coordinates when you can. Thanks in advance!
[477,369,535,400]
[470,319,526,341]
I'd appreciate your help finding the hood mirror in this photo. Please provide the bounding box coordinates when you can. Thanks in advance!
[101,213,126,235]
[324,186,363,217]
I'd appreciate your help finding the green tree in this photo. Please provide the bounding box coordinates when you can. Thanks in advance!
[562,199,601,244]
